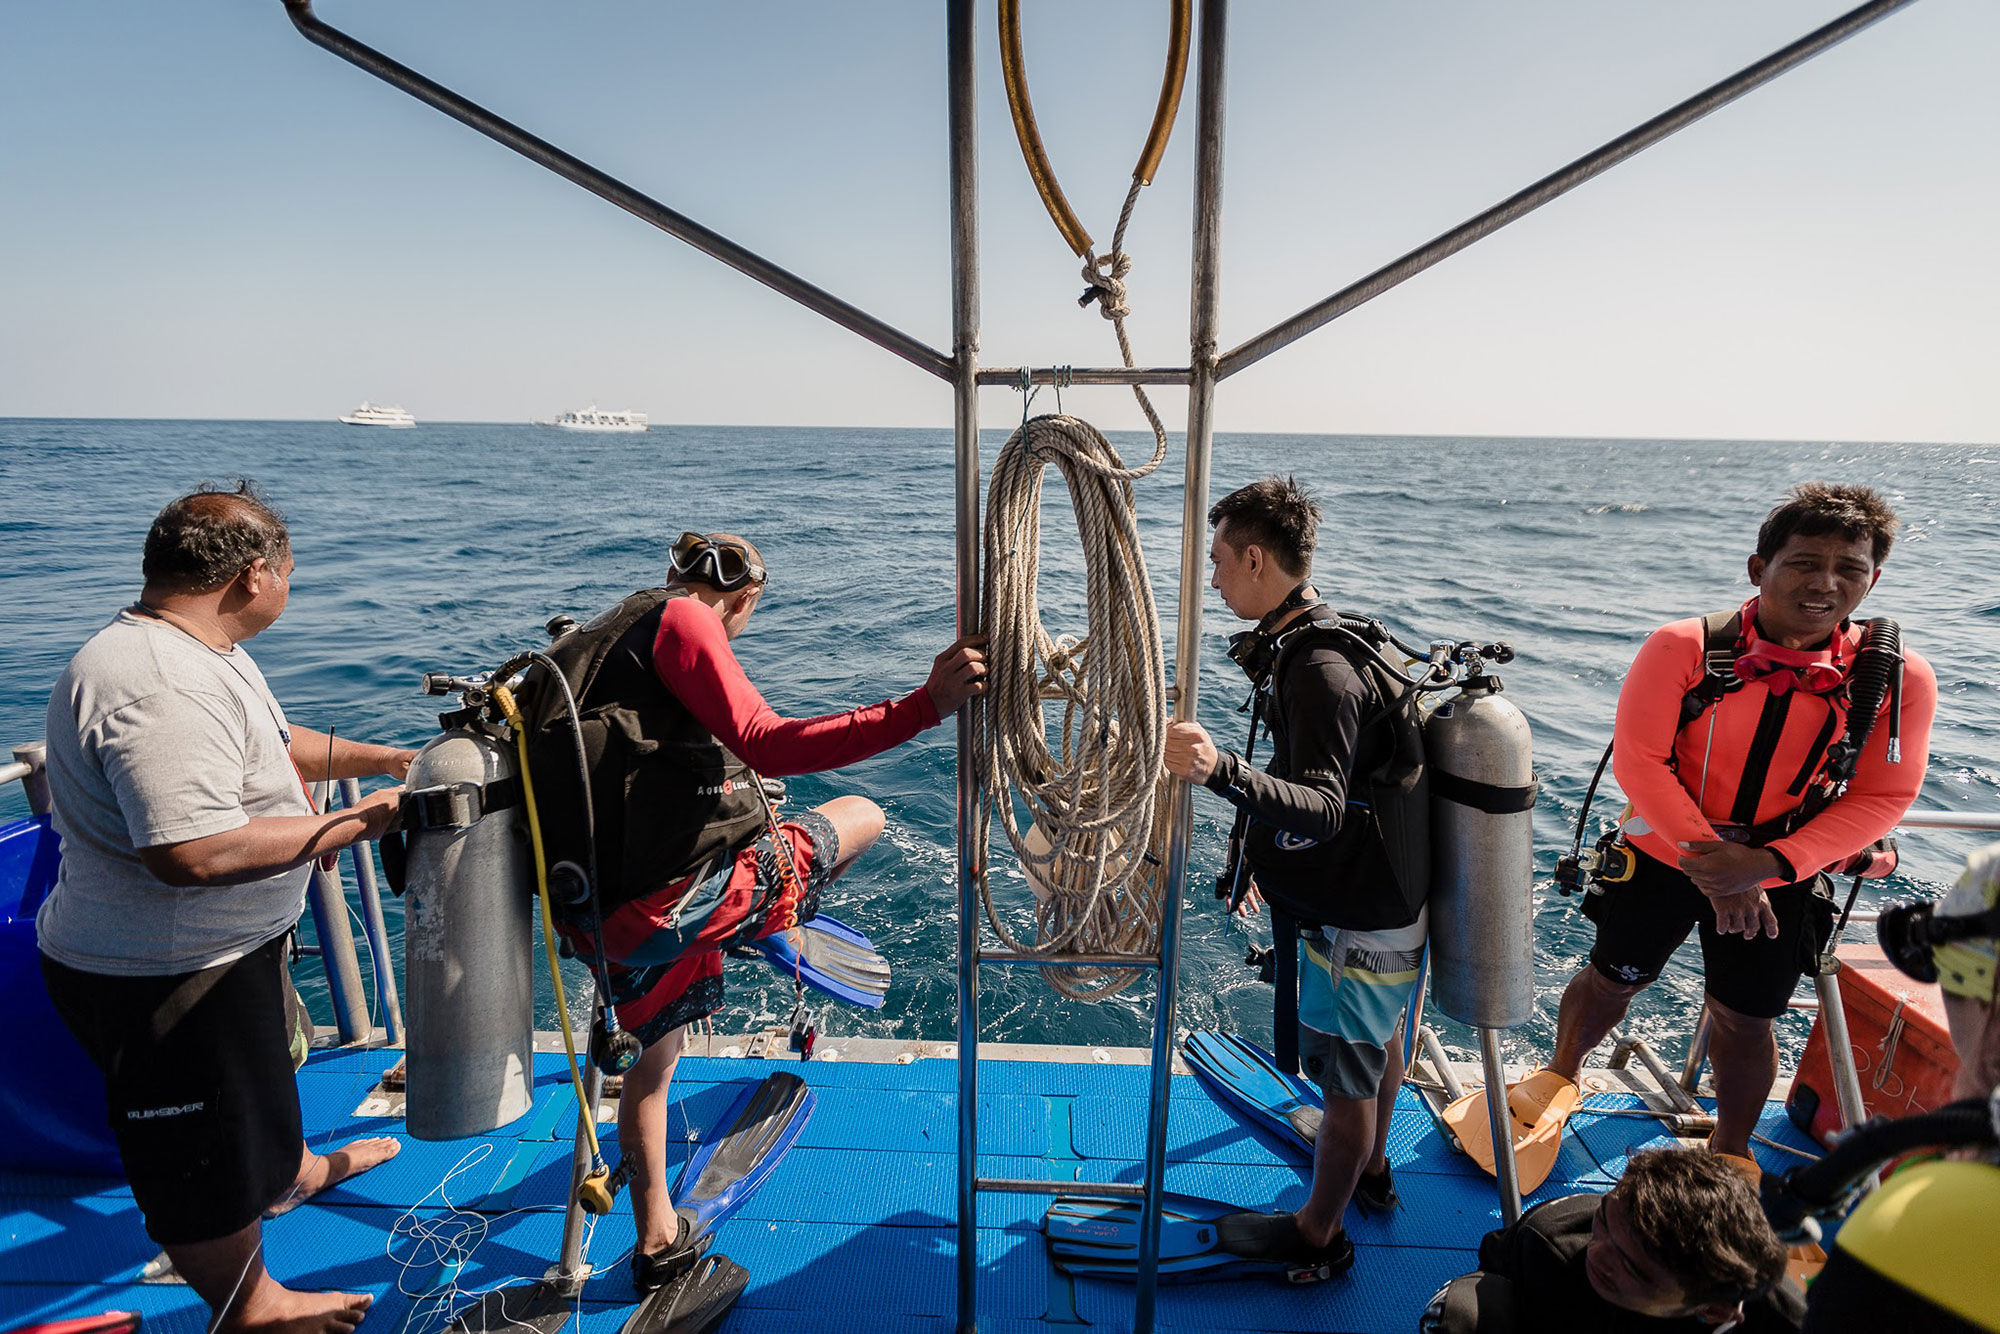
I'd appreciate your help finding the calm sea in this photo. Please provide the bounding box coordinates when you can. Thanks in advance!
[3,420,1996,1069]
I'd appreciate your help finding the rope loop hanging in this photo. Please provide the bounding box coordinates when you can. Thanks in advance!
[975,414,1169,999]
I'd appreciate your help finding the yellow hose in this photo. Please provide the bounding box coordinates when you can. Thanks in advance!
[997,0,1193,255]
[490,683,611,1209]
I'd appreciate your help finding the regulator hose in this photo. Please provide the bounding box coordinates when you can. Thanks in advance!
[490,682,614,1216]
[1825,618,1903,783]
[496,650,639,1077]
[1765,1095,1998,1239]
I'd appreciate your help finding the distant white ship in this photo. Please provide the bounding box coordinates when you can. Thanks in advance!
[551,406,648,433]
[337,402,417,428]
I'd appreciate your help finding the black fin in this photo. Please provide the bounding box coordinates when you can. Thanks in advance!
[619,1253,749,1334]
[446,1281,574,1334]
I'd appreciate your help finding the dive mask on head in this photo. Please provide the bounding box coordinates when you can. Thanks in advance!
[669,531,766,592]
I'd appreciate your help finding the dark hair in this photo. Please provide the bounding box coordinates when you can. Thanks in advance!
[1614,1149,1787,1308]
[1756,482,1899,566]
[142,482,290,593]
[1207,475,1320,579]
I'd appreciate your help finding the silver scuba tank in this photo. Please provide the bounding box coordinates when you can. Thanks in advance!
[1424,675,1538,1029]
[402,725,535,1140]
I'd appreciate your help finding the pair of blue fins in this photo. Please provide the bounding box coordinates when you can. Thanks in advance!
[1046,1030,1575,1283]
[1044,1031,1337,1284]
[451,1070,816,1334]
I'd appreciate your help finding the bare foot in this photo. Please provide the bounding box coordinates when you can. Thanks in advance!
[218,1284,371,1334]
[264,1138,401,1218]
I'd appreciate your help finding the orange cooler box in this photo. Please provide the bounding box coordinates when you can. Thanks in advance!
[1786,940,1961,1147]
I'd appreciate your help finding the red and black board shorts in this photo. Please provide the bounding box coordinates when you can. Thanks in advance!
[40,932,304,1245]
[1585,845,1836,1020]
[562,809,839,1048]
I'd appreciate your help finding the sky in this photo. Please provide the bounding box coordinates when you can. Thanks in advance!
[2,0,1995,441]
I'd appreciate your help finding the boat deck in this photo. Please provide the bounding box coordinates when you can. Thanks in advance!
[0,1045,1826,1334]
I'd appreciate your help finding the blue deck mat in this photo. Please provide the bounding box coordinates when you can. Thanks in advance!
[1071,1242,1476,1332]
[586,1078,1046,1159]
[0,1046,1829,1334]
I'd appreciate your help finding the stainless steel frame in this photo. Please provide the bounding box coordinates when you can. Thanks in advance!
[277,0,1930,1324]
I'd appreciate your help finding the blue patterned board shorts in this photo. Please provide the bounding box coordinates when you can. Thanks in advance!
[1297,907,1427,1101]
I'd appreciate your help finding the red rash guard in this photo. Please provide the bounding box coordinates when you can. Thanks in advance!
[1612,610,1935,887]
[651,595,938,777]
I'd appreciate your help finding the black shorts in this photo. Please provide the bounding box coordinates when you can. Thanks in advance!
[1585,847,1835,1020]
[41,933,304,1245]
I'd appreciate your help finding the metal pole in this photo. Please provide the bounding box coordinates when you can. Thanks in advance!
[306,859,371,1044]
[974,367,1191,387]
[1678,1006,1714,1096]
[281,0,952,381]
[1135,3,1229,1329]
[1216,0,1920,380]
[1814,967,1870,1130]
[946,2,982,1329]
[553,1055,603,1285]
[1478,1028,1523,1225]
[1621,1034,1703,1116]
[339,778,405,1043]
[9,743,50,816]
[1419,1025,1465,1103]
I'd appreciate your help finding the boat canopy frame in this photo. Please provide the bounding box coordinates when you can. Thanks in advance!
[278,0,1923,1327]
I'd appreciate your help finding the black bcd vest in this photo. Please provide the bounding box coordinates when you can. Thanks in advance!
[516,588,766,914]
[1242,617,1431,932]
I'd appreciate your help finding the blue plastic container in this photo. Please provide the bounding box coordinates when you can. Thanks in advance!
[0,815,124,1175]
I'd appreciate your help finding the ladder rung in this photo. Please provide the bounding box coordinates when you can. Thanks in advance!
[977,1177,1146,1200]
[978,950,1162,970]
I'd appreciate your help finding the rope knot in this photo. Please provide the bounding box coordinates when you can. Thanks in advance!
[1078,250,1132,320]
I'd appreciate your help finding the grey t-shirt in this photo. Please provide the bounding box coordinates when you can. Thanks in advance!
[37,610,315,975]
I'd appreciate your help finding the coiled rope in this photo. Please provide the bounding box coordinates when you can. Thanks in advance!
[975,414,1168,999]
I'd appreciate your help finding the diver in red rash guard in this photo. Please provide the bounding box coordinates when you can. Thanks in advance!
[1548,484,1935,1161]
[558,530,985,1293]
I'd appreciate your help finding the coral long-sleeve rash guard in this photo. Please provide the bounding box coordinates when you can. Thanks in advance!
[1611,614,1935,888]
[652,595,938,778]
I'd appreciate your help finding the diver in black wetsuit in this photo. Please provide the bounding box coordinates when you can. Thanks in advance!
[1423,1147,1804,1333]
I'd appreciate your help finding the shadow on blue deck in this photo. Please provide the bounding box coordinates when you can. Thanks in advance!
[0,1049,1824,1334]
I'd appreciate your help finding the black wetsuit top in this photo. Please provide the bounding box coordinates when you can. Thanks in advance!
[1472,1195,1805,1333]
[1204,636,1377,848]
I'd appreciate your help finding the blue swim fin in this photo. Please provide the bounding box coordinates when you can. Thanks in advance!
[672,1071,815,1242]
[1182,1030,1321,1160]
[1044,1193,1351,1283]
[749,914,890,1010]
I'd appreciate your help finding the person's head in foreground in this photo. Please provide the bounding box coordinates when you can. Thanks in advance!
[1589,1147,1788,1321]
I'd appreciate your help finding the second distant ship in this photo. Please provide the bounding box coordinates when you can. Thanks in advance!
[552,406,648,433]
[338,402,416,427]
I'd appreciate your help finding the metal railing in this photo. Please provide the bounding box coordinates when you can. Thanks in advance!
[5,740,402,1049]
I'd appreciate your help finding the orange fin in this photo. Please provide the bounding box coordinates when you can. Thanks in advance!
[1441,1069,1580,1193]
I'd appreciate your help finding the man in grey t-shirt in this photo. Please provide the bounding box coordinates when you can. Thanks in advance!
[38,483,413,1334]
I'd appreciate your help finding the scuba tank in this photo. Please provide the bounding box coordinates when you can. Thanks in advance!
[1424,655,1539,1030]
[400,675,535,1141]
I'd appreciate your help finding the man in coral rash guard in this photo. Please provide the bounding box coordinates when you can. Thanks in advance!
[555,530,985,1291]
[1549,483,1935,1160]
